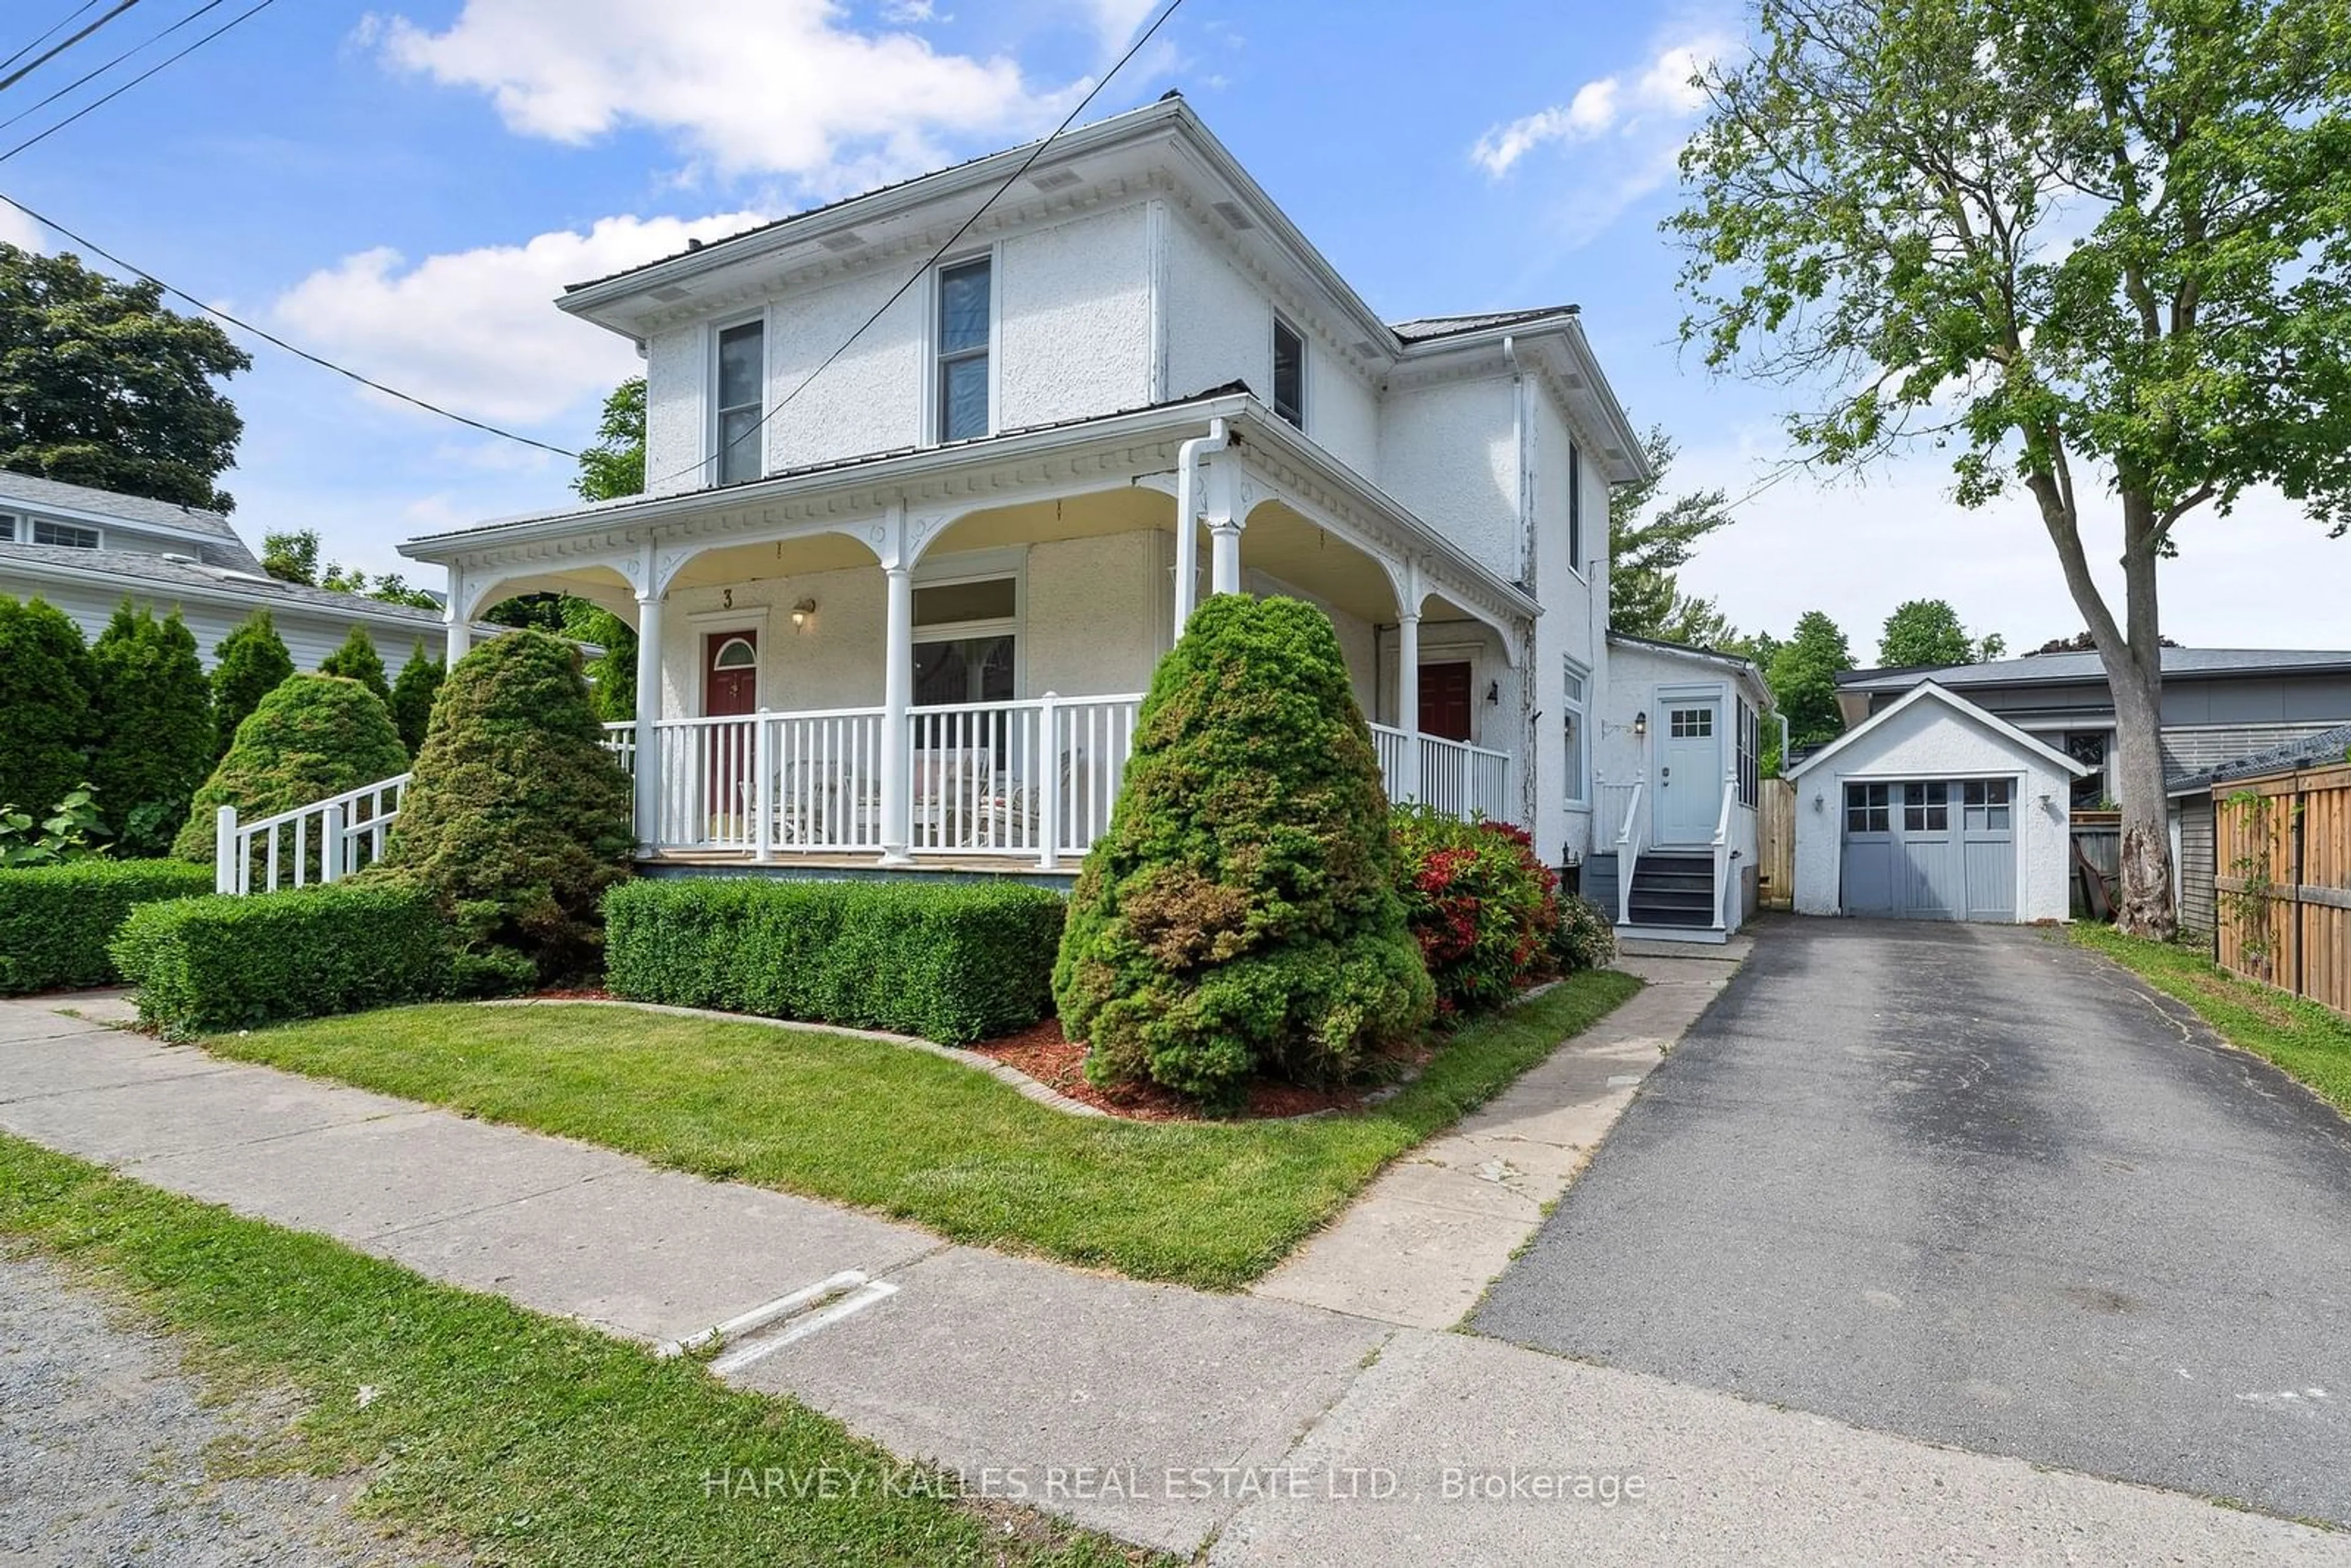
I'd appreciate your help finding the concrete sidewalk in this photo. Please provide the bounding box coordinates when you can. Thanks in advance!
[2,984,2344,1564]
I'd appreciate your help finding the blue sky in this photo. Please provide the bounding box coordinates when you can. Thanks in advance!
[4,0,2342,657]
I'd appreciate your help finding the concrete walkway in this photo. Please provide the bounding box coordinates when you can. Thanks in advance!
[2,980,2345,1564]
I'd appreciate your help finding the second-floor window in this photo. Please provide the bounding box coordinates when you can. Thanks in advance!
[714,318,764,486]
[30,517,99,549]
[1272,317,1305,428]
[1566,439,1584,572]
[937,257,992,443]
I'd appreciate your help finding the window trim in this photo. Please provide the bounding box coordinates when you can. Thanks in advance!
[1565,438,1583,580]
[27,516,102,549]
[710,312,768,487]
[1560,656,1589,808]
[931,250,997,445]
[910,547,1026,697]
[1271,313,1307,430]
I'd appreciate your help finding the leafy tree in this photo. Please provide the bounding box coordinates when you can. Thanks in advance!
[0,245,249,512]
[318,625,391,703]
[171,675,410,865]
[1610,426,1740,645]
[88,602,212,855]
[1765,611,1854,750]
[262,527,440,609]
[1878,599,2006,667]
[575,377,647,502]
[260,528,320,585]
[1672,0,2351,938]
[0,593,93,819]
[1053,596,1433,1111]
[208,610,294,759]
[389,640,445,754]
[2030,629,2179,656]
[376,629,634,988]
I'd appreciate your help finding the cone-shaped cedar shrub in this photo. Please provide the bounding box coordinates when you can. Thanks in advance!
[89,601,212,855]
[1054,595,1433,1110]
[375,628,633,988]
[208,610,294,760]
[318,623,390,702]
[389,640,444,754]
[172,675,410,864]
[0,593,94,819]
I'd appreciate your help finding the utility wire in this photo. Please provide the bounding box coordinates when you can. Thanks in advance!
[0,190,582,458]
[0,1,104,78]
[0,0,233,138]
[0,0,146,94]
[0,0,275,163]
[650,0,1189,488]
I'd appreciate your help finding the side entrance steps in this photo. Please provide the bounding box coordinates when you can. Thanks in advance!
[1625,850,1719,933]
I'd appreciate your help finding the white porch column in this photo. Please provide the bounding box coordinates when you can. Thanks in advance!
[1205,452,1244,596]
[632,591,665,850]
[1395,610,1422,803]
[879,561,914,865]
[443,566,471,661]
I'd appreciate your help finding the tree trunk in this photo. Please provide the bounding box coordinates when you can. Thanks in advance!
[2102,487,2178,941]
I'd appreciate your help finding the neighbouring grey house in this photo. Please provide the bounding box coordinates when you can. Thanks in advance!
[0,470,479,669]
[1837,647,2351,934]
[2168,721,2351,938]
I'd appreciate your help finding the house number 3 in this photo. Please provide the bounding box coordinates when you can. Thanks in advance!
[721,589,733,609]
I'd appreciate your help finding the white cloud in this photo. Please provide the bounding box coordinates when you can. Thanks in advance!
[373,0,1070,185]
[1471,33,1727,179]
[879,0,936,20]
[271,210,768,427]
[0,204,45,252]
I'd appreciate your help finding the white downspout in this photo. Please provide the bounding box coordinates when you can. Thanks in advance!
[1172,416,1229,639]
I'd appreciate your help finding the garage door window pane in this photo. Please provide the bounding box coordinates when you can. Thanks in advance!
[1845,783,1889,833]
[1903,782,1950,832]
[1963,779,2012,830]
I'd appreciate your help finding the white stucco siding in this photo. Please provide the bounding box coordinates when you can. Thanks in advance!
[1377,380,1520,584]
[642,325,704,497]
[1163,216,1267,402]
[767,274,927,472]
[997,207,1154,430]
[1790,698,2075,923]
[1307,337,1380,476]
[1529,392,1606,868]
[1024,531,1167,696]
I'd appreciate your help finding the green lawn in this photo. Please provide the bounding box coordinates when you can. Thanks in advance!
[2072,925,2351,1115]
[0,1135,1155,1568]
[203,973,1640,1292]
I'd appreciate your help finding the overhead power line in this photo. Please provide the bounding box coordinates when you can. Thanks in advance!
[650,0,1191,488]
[0,190,582,459]
[0,0,277,164]
[0,1,105,78]
[0,0,146,95]
[0,0,233,139]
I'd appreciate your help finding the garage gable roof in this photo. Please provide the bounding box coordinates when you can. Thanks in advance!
[1788,681,2092,780]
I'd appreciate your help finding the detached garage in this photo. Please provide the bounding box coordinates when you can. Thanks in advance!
[1788,682,2091,923]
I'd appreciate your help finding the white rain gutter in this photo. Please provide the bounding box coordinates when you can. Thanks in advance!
[1172,416,1229,635]
[1502,334,1534,584]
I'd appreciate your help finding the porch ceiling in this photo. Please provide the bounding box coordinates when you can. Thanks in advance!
[1239,500,1402,625]
[924,487,1172,557]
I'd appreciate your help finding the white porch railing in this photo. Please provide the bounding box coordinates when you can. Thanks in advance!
[1608,779,1644,928]
[1368,724,1513,825]
[1711,767,1738,930]
[1368,724,1409,800]
[212,775,412,895]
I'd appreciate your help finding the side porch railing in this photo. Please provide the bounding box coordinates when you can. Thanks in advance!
[212,775,413,895]
[1367,722,1515,826]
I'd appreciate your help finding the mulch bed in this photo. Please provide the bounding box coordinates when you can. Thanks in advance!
[967,1016,1438,1123]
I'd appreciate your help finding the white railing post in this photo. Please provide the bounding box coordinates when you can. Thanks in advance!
[321,803,345,883]
[1037,691,1061,871]
[753,710,774,864]
[214,805,237,895]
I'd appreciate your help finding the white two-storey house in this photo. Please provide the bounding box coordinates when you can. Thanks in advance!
[393,97,1761,937]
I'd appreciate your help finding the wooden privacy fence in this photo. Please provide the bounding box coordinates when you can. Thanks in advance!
[2214,760,2351,1018]
[1758,778,1795,909]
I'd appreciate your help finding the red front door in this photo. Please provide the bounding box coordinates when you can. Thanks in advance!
[1418,661,1474,742]
[705,631,758,715]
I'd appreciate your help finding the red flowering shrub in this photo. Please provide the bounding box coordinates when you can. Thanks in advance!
[1392,807,1561,1019]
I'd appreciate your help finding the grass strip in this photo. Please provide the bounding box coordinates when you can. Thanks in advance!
[0,1134,1156,1567]
[206,971,1641,1292]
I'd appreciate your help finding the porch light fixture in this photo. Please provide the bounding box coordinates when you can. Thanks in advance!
[1634,711,1649,738]
[792,598,817,629]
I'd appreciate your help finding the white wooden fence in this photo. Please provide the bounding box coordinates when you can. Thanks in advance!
[212,775,412,895]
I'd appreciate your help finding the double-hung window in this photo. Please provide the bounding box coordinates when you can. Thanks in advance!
[936,257,992,442]
[1736,698,1760,808]
[1560,659,1589,806]
[1566,440,1584,573]
[714,318,764,485]
[1272,317,1306,429]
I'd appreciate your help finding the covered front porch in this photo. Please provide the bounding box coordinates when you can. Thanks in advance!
[407,392,1532,874]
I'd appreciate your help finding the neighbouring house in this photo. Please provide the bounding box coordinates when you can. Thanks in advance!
[0,470,478,669]
[239,96,1752,938]
[1836,647,2351,929]
[2171,722,2351,940]
[1787,682,2091,923]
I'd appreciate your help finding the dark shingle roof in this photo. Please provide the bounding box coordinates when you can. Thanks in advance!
[1840,647,2351,691]
[1390,307,1579,343]
[0,471,258,571]
[2207,723,2351,786]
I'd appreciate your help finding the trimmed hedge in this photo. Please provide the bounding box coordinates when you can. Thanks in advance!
[604,878,1065,1045]
[0,858,216,994]
[111,883,454,1037]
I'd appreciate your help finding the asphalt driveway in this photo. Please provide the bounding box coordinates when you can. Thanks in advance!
[1475,918,2351,1526]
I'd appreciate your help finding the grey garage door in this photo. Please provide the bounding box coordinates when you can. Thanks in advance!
[1841,779,2017,921]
